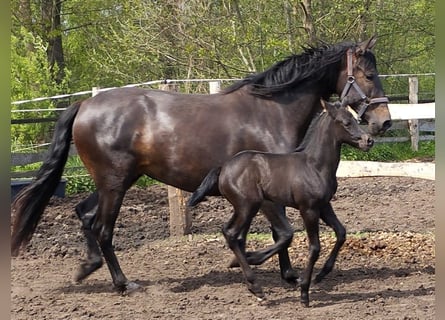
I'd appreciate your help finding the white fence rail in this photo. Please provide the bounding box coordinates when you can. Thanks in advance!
[388,103,435,120]
[11,77,435,236]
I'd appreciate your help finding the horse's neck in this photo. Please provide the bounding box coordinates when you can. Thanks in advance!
[275,90,326,143]
[303,115,342,179]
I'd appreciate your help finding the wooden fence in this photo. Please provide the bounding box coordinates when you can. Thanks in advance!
[11,77,435,236]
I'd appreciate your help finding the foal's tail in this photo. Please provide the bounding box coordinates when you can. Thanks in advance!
[187,167,222,207]
[11,101,82,256]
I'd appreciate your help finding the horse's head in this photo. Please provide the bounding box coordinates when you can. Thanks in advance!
[336,36,392,136]
[322,100,374,152]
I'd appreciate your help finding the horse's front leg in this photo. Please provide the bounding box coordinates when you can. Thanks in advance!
[314,202,346,284]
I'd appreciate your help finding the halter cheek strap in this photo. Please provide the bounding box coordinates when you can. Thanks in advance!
[340,49,367,101]
[340,48,389,122]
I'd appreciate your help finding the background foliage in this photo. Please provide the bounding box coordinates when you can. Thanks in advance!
[11,0,435,193]
[12,0,434,98]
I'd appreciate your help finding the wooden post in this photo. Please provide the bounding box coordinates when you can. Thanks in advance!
[159,83,192,236]
[209,81,221,93]
[408,77,419,151]
[92,86,100,97]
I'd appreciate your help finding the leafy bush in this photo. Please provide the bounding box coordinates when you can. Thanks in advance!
[65,175,95,194]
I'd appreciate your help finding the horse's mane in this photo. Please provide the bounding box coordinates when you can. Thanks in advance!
[293,110,329,153]
[223,41,357,97]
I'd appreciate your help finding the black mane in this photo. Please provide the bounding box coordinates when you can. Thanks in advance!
[223,41,356,97]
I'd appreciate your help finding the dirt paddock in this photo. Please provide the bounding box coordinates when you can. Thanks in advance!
[11,176,435,319]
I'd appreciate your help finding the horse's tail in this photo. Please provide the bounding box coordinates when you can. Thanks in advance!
[187,167,222,207]
[11,100,82,256]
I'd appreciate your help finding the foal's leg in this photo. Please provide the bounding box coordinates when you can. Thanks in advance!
[74,191,103,282]
[229,202,298,284]
[223,203,264,298]
[299,207,321,307]
[243,209,294,268]
[314,202,346,284]
[266,204,298,284]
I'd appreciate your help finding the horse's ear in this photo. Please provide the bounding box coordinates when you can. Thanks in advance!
[356,35,377,55]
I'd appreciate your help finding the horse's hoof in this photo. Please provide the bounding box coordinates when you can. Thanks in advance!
[301,299,310,307]
[313,273,324,284]
[228,257,240,268]
[74,260,103,283]
[245,253,265,266]
[248,283,265,299]
[117,281,143,296]
[300,292,310,307]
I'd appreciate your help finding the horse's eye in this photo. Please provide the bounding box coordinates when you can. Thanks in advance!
[366,74,374,80]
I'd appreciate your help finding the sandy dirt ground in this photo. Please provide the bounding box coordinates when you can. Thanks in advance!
[11,176,435,319]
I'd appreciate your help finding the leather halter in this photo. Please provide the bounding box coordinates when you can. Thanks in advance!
[340,48,389,122]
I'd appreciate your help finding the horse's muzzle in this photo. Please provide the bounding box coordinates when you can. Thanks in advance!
[360,135,374,151]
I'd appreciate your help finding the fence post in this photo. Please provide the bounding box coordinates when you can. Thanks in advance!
[92,86,100,97]
[408,77,419,151]
[209,81,221,93]
[159,83,192,237]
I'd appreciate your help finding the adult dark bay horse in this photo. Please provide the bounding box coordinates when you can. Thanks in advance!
[11,36,391,293]
[187,99,374,306]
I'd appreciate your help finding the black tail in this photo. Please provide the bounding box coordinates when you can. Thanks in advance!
[11,101,82,256]
[187,167,222,207]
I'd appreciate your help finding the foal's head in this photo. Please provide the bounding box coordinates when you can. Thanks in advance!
[322,100,374,151]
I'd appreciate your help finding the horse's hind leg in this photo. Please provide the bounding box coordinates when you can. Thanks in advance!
[91,182,142,293]
[314,202,346,284]
[74,191,104,282]
[223,203,264,299]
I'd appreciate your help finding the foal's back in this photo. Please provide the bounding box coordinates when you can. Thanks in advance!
[218,149,332,210]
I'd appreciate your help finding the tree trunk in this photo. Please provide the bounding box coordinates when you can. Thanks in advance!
[41,0,65,84]
[358,0,372,41]
[17,0,33,31]
[299,0,317,45]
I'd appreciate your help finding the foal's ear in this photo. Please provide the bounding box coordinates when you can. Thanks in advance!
[356,35,377,55]
[320,99,339,116]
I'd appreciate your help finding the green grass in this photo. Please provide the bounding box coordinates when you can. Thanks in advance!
[341,140,435,162]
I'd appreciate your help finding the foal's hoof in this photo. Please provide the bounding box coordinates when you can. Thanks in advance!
[313,271,327,284]
[228,252,264,268]
[74,260,103,283]
[117,281,143,296]
[300,292,310,307]
[282,269,299,286]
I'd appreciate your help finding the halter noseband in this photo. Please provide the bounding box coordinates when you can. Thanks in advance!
[340,48,389,122]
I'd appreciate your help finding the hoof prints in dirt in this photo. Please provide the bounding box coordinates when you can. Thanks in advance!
[11,176,435,319]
